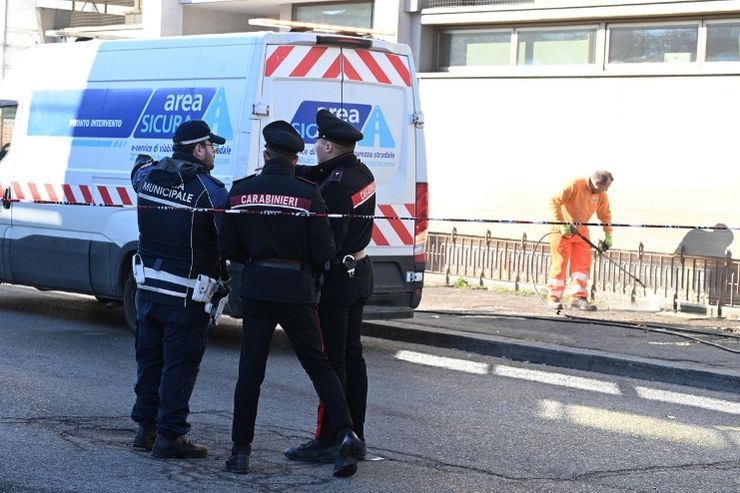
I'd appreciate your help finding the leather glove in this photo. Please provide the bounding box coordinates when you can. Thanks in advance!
[560,224,572,237]
[602,234,613,250]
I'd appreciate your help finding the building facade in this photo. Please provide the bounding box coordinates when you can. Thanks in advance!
[414,0,740,256]
[3,0,740,256]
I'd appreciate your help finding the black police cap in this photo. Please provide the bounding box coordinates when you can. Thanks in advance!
[263,120,305,154]
[173,120,226,145]
[316,109,363,146]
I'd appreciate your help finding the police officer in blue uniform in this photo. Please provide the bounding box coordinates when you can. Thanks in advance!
[219,120,365,477]
[130,120,228,459]
[286,109,376,462]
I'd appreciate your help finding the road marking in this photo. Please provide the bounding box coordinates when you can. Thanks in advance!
[635,387,740,415]
[395,350,489,375]
[538,399,727,448]
[493,365,621,394]
[395,350,740,415]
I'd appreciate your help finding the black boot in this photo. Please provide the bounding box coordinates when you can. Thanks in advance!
[132,424,156,451]
[284,439,340,463]
[333,431,366,477]
[151,435,208,459]
[225,451,250,474]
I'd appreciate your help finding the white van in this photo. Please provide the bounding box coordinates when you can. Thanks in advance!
[0,31,428,331]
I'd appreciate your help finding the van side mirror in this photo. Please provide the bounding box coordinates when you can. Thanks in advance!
[2,187,11,209]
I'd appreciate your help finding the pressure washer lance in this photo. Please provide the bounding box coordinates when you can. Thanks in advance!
[569,224,647,303]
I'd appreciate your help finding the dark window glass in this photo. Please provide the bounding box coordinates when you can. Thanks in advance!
[609,25,698,64]
[706,23,740,62]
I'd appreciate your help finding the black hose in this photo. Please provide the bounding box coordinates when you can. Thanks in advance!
[415,309,740,354]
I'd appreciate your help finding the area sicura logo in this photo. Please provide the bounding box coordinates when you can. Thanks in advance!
[290,101,395,148]
[134,87,233,140]
[27,87,233,141]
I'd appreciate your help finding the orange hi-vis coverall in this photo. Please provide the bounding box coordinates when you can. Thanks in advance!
[548,178,612,302]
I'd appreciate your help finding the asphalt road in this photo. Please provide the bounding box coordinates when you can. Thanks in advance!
[1,285,739,492]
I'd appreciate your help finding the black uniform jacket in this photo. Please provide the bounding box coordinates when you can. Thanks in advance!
[296,152,376,302]
[218,157,336,304]
[132,152,228,305]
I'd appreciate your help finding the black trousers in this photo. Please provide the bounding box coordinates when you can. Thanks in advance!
[231,299,353,448]
[131,295,210,438]
[315,297,369,442]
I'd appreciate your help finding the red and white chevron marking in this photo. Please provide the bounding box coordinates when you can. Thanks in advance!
[265,45,411,86]
[3,181,133,206]
[372,203,415,247]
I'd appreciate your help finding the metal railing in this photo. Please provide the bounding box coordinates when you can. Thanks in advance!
[426,229,739,311]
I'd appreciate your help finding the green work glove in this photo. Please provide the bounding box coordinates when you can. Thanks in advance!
[560,224,572,237]
[602,234,613,250]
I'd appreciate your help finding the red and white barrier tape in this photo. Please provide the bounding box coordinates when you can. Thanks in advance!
[0,197,736,231]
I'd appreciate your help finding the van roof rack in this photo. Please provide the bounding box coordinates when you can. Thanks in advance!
[248,18,394,38]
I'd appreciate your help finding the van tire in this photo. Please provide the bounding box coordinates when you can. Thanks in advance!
[123,270,137,334]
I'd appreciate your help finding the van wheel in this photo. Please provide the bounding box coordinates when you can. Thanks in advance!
[123,271,137,334]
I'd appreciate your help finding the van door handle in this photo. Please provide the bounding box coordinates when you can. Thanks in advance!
[2,186,11,209]
[252,102,269,116]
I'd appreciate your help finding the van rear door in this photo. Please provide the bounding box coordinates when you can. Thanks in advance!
[261,34,422,315]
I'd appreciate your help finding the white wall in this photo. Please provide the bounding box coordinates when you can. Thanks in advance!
[419,74,740,256]
[1,0,40,78]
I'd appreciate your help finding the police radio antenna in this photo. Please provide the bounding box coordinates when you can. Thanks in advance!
[248,18,395,38]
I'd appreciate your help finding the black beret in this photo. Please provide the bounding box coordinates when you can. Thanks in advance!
[173,120,226,145]
[316,109,363,146]
[263,120,305,154]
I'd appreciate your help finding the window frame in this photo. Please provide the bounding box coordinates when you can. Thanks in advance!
[514,24,600,68]
[291,1,374,30]
[605,20,701,74]
[434,26,514,73]
[425,18,740,77]
[703,19,740,67]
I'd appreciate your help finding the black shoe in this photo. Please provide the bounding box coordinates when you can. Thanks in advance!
[132,424,156,451]
[333,432,366,478]
[571,298,597,311]
[151,435,208,459]
[225,451,250,474]
[284,439,340,463]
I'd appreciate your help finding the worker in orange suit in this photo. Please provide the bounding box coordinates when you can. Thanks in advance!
[548,170,613,311]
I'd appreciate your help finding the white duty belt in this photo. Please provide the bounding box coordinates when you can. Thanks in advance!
[131,254,230,324]
[132,254,204,299]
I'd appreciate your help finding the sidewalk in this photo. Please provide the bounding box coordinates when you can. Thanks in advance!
[364,275,740,393]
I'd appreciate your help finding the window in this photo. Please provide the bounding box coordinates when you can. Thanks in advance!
[0,104,16,155]
[608,24,698,64]
[437,30,511,70]
[517,28,597,65]
[706,22,740,62]
[430,20,740,73]
[293,2,373,29]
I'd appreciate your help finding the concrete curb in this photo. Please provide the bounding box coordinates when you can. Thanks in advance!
[363,321,740,393]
